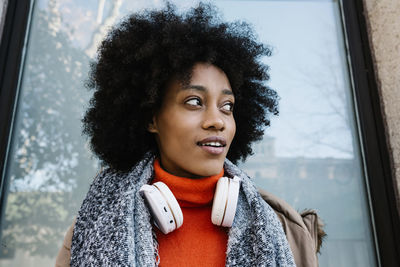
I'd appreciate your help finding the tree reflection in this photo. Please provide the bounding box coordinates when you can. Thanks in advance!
[1,1,96,258]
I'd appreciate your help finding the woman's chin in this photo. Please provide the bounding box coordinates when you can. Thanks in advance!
[158,153,226,179]
[187,163,225,178]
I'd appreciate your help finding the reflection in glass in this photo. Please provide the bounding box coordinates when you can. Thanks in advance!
[0,1,98,265]
[0,1,376,266]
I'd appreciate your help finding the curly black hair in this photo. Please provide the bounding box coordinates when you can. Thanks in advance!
[82,2,278,171]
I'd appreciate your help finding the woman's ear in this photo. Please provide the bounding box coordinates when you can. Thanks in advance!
[147,116,158,133]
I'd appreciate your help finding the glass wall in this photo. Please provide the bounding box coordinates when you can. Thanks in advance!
[0,0,377,266]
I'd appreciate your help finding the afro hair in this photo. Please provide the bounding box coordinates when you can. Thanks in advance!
[82,2,278,171]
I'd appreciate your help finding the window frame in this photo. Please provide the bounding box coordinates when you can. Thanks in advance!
[0,0,398,266]
[0,0,33,232]
[340,1,400,266]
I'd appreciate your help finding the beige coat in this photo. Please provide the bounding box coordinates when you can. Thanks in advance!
[55,189,325,267]
[258,189,325,267]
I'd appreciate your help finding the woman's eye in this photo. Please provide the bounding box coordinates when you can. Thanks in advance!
[185,98,202,106]
[221,102,234,112]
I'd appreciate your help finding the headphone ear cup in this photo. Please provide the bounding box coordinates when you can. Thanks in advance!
[140,182,183,234]
[211,177,229,226]
[211,176,240,227]
[153,182,184,228]
[221,176,240,227]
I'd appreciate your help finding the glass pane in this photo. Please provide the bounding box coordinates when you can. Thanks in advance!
[0,0,377,266]
[225,1,377,266]
[0,1,99,266]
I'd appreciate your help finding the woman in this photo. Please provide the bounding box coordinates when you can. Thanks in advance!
[56,3,324,267]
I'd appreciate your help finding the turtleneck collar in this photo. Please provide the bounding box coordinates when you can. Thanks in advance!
[152,158,224,207]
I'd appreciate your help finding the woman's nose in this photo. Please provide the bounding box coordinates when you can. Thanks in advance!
[202,107,225,131]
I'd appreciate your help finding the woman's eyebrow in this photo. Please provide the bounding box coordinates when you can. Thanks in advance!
[222,89,234,96]
[182,85,206,92]
[182,85,233,95]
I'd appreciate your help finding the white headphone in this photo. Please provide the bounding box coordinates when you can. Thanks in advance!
[139,176,240,234]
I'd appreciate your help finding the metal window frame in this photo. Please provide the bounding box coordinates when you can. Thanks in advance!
[0,0,33,224]
[340,0,400,266]
[0,0,399,266]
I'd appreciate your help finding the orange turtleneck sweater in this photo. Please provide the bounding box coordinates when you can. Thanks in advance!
[152,159,228,267]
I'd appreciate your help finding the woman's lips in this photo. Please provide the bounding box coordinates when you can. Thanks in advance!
[199,145,225,155]
[197,136,226,155]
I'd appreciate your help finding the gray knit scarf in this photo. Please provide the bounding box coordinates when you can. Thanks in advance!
[71,152,296,266]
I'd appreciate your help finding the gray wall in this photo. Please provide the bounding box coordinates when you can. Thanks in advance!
[364,0,400,212]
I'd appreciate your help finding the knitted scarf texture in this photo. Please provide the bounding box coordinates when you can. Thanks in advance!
[70,153,296,266]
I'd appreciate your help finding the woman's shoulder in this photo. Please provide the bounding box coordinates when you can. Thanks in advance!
[258,188,326,267]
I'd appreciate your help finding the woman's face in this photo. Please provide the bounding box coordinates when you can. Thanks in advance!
[149,63,236,178]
